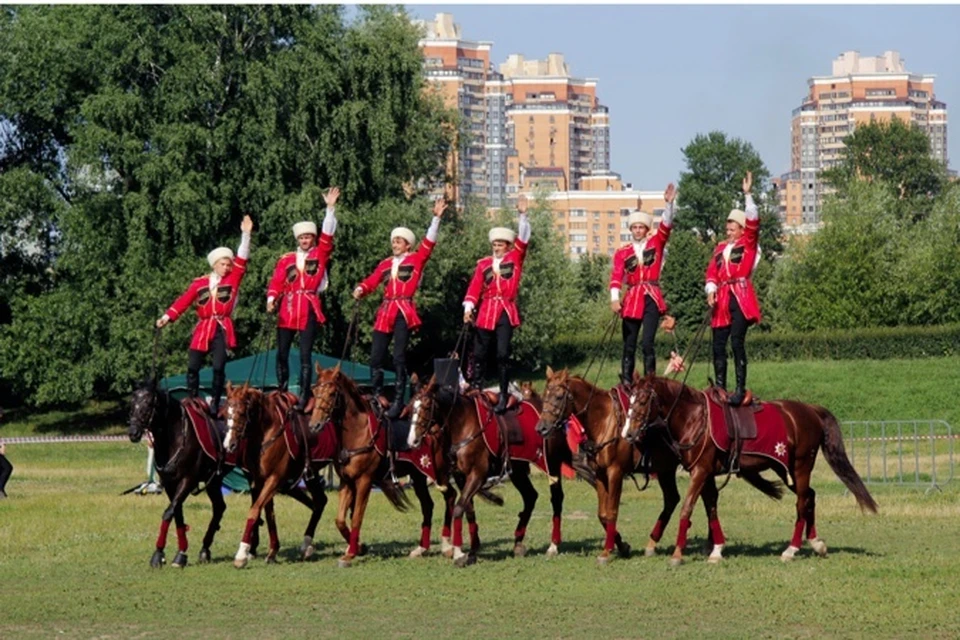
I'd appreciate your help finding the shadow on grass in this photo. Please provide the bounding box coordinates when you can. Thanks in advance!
[724,539,879,558]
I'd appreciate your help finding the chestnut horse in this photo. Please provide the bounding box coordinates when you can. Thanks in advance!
[128,381,229,569]
[622,375,878,565]
[536,367,785,564]
[222,384,330,568]
[407,377,592,567]
[307,363,411,567]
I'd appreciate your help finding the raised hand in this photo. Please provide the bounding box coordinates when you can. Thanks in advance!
[664,183,676,205]
[742,171,753,195]
[517,194,528,214]
[324,186,341,208]
[433,198,448,218]
[241,215,254,234]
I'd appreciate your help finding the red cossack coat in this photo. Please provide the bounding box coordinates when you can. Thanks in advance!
[166,257,248,352]
[356,237,436,333]
[705,218,761,328]
[609,221,672,317]
[266,232,334,330]
[463,238,529,331]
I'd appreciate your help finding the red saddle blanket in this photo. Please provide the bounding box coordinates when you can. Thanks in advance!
[706,395,789,472]
[308,421,339,462]
[182,398,234,465]
[396,434,440,482]
[475,398,547,473]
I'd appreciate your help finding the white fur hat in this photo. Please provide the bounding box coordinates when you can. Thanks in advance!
[292,221,318,239]
[489,227,516,244]
[627,210,653,230]
[727,209,746,228]
[207,247,234,267]
[391,227,415,246]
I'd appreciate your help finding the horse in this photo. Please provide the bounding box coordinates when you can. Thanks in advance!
[621,374,878,565]
[535,367,785,564]
[307,363,411,568]
[406,376,592,567]
[222,383,330,568]
[128,380,230,569]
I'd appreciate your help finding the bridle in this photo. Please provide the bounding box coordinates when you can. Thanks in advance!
[538,382,573,436]
[309,378,341,434]
[622,385,661,445]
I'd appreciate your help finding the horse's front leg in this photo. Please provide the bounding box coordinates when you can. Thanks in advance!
[235,473,281,569]
[546,447,564,557]
[452,471,484,567]
[597,464,626,565]
[700,476,726,563]
[263,498,280,564]
[199,479,227,563]
[298,473,328,561]
[439,481,457,558]
[670,465,709,566]
[339,470,374,568]
[151,477,194,569]
[646,462,680,557]
[409,471,434,558]
[509,463,538,558]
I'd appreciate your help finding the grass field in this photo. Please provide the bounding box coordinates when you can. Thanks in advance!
[2,357,960,638]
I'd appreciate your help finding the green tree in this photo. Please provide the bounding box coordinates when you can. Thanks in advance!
[676,131,783,257]
[822,118,946,206]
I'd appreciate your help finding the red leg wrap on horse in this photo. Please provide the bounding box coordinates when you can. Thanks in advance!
[551,516,562,545]
[420,526,431,549]
[347,528,361,557]
[791,519,805,548]
[156,520,171,550]
[708,519,725,546]
[176,526,189,552]
[807,524,818,540]
[442,525,451,538]
[241,518,258,545]
[514,526,526,542]
[453,518,463,548]
[650,519,665,542]
[604,521,617,552]
[676,518,692,550]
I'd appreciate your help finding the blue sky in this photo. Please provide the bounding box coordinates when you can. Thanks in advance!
[407,4,960,189]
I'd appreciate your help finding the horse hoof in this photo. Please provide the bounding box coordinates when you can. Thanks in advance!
[669,556,684,567]
[466,555,477,567]
[809,538,828,558]
[597,554,610,566]
[338,557,353,569]
[617,542,632,559]
[198,549,211,564]
[644,545,656,558]
[150,550,165,569]
[546,543,559,558]
[171,552,187,568]
[233,557,249,569]
[513,543,526,558]
[707,555,722,565]
[265,555,278,565]
[409,546,427,559]
[440,537,454,558]
[781,545,800,562]
[453,553,469,568]
[300,537,316,561]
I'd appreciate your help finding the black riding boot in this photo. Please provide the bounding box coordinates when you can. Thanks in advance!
[713,356,727,391]
[642,353,657,378]
[494,364,510,414]
[371,368,385,400]
[186,370,200,399]
[277,360,289,393]
[387,367,407,419]
[620,356,635,388]
[728,359,747,406]
[210,371,225,417]
[296,364,312,412]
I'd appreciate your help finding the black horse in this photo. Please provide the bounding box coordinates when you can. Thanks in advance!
[128,380,230,568]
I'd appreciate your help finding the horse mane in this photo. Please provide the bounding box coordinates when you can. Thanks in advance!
[335,370,369,414]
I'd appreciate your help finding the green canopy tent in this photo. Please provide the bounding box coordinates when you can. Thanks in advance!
[159,349,393,493]
[160,348,394,398]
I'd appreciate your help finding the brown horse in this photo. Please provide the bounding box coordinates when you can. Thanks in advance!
[407,377,590,566]
[222,384,330,568]
[307,363,411,568]
[128,381,229,569]
[535,367,785,564]
[622,375,878,565]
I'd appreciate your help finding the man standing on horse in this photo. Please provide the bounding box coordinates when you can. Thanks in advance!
[157,215,255,417]
[463,194,531,414]
[610,183,677,386]
[705,171,762,406]
[352,197,448,418]
[267,187,341,412]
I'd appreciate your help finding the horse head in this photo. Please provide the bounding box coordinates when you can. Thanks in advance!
[406,374,439,450]
[223,382,258,453]
[308,362,342,433]
[621,372,661,444]
[536,366,573,437]
[128,378,160,443]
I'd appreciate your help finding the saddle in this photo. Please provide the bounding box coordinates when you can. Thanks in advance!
[706,387,759,440]
[478,391,524,445]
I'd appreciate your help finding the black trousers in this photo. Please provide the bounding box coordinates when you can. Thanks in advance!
[277,306,319,394]
[622,295,661,378]
[370,314,409,397]
[472,311,514,392]
[0,453,12,493]
[712,296,750,390]
[187,325,228,409]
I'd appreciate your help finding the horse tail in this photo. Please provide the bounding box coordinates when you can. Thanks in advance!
[379,477,413,513]
[739,470,784,500]
[477,488,504,507]
[818,409,878,513]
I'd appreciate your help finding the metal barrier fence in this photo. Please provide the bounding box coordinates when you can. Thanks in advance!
[841,420,955,492]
